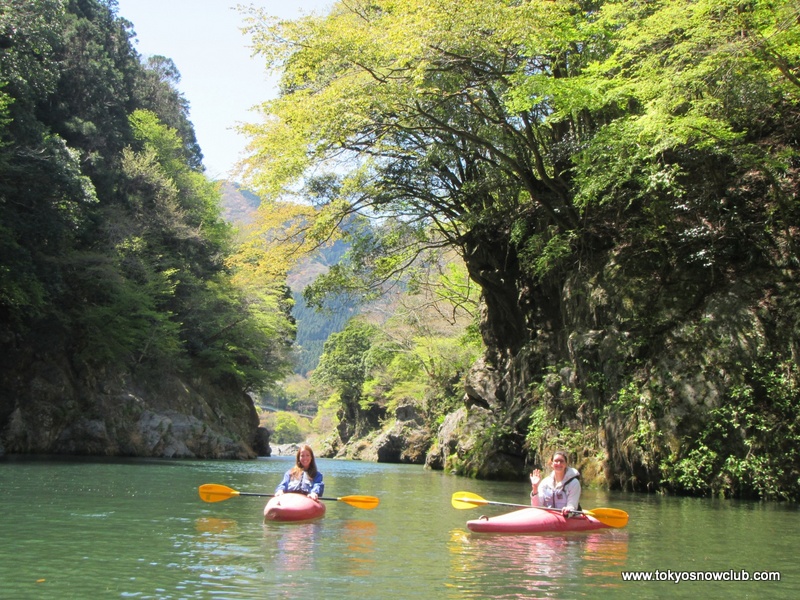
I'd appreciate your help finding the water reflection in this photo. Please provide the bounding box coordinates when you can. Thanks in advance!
[255,521,322,598]
[194,517,237,534]
[448,529,629,599]
[268,521,321,572]
[341,520,377,576]
[180,517,260,598]
[581,531,629,583]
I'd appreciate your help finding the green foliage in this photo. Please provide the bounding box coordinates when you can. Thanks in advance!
[299,246,481,441]
[71,255,184,366]
[525,405,555,449]
[276,375,317,414]
[525,385,595,456]
[311,319,378,402]
[292,259,358,375]
[239,0,588,312]
[271,412,304,444]
[516,227,577,280]
[0,0,65,117]
[660,355,800,500]
[0,0,297,407]
[239,0,799,500]
[573,0,800,212]
[3,0,791,496]
[134,55,203,169]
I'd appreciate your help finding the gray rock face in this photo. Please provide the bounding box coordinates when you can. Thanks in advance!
[0,359,263,459]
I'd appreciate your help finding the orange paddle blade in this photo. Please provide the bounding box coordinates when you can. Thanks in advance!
[198,484,240,503]
[583,507,629,528]
[339,495,380,510]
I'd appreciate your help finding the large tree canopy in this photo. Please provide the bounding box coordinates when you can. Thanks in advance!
[239,0,799,350]
[239,0,800,498]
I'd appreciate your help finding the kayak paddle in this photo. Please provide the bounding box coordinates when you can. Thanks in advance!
[451,491,629,528]
[199,484,380,510]
[451,491,530,510]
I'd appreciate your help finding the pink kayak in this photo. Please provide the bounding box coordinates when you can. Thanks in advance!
[263,493,326,522]
[467,507,610,534]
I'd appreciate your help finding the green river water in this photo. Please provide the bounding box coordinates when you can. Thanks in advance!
[0,455,796,599]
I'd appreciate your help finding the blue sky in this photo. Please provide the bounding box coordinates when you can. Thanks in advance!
[116,0,332,180]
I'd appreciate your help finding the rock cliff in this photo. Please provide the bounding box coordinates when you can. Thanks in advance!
[0,348,268,459]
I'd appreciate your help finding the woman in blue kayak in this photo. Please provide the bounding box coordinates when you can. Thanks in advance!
[275,444,324,500]
[529,450,581,516]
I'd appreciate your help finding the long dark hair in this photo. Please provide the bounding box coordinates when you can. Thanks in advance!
[290,444,319,480]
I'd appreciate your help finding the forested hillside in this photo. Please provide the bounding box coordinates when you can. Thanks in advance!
[289,248,358,376]
[237,0,800,500]
[219,181,260,225]
[3,0,799,502]
[219,175,482,451]
[218,183,357,376]
[0,0,293,457]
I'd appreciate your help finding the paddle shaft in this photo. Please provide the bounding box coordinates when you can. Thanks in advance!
[198,484,380,509]
[236,491,338,502]
[469,499,585,515]
[455,494,599,516]
[464,498,531,509]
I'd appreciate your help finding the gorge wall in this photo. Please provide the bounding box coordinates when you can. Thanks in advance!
[0,340,269,459]
[422,229,800,500]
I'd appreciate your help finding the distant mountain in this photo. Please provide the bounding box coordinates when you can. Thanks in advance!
[218,182,356,375]
[218,181,260,224]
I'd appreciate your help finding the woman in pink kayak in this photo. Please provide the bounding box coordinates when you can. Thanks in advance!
[274,444,324,500]
[529,450,581,516]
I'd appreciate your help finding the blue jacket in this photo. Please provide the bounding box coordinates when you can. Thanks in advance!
[275,469,324,496]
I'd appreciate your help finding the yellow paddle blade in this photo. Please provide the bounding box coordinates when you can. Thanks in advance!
[451,491,488,509]
[584,507,629,528]
[198,484,240,503]
[339,495,380,510]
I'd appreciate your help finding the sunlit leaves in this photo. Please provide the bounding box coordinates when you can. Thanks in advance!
[130,109,184,170]
[0,0,303,399]
[587,0,798,149]
[236,0,607,299]
[72,256,184,366]
[227,200,317,285]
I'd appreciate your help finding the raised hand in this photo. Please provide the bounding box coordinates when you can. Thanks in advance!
[529,469,541,488]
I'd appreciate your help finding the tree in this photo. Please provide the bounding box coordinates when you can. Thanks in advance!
[134,55,203,169]
[0,0,98,327]
[361,250,483,422]
[1,0,297,392]
[237,0,613,355]
[311,319,379,441]
[272,412,304,444]
[239,0,800,497]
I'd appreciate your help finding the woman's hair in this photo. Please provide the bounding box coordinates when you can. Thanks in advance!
[290,444,319,479]
[552,450,570,464]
